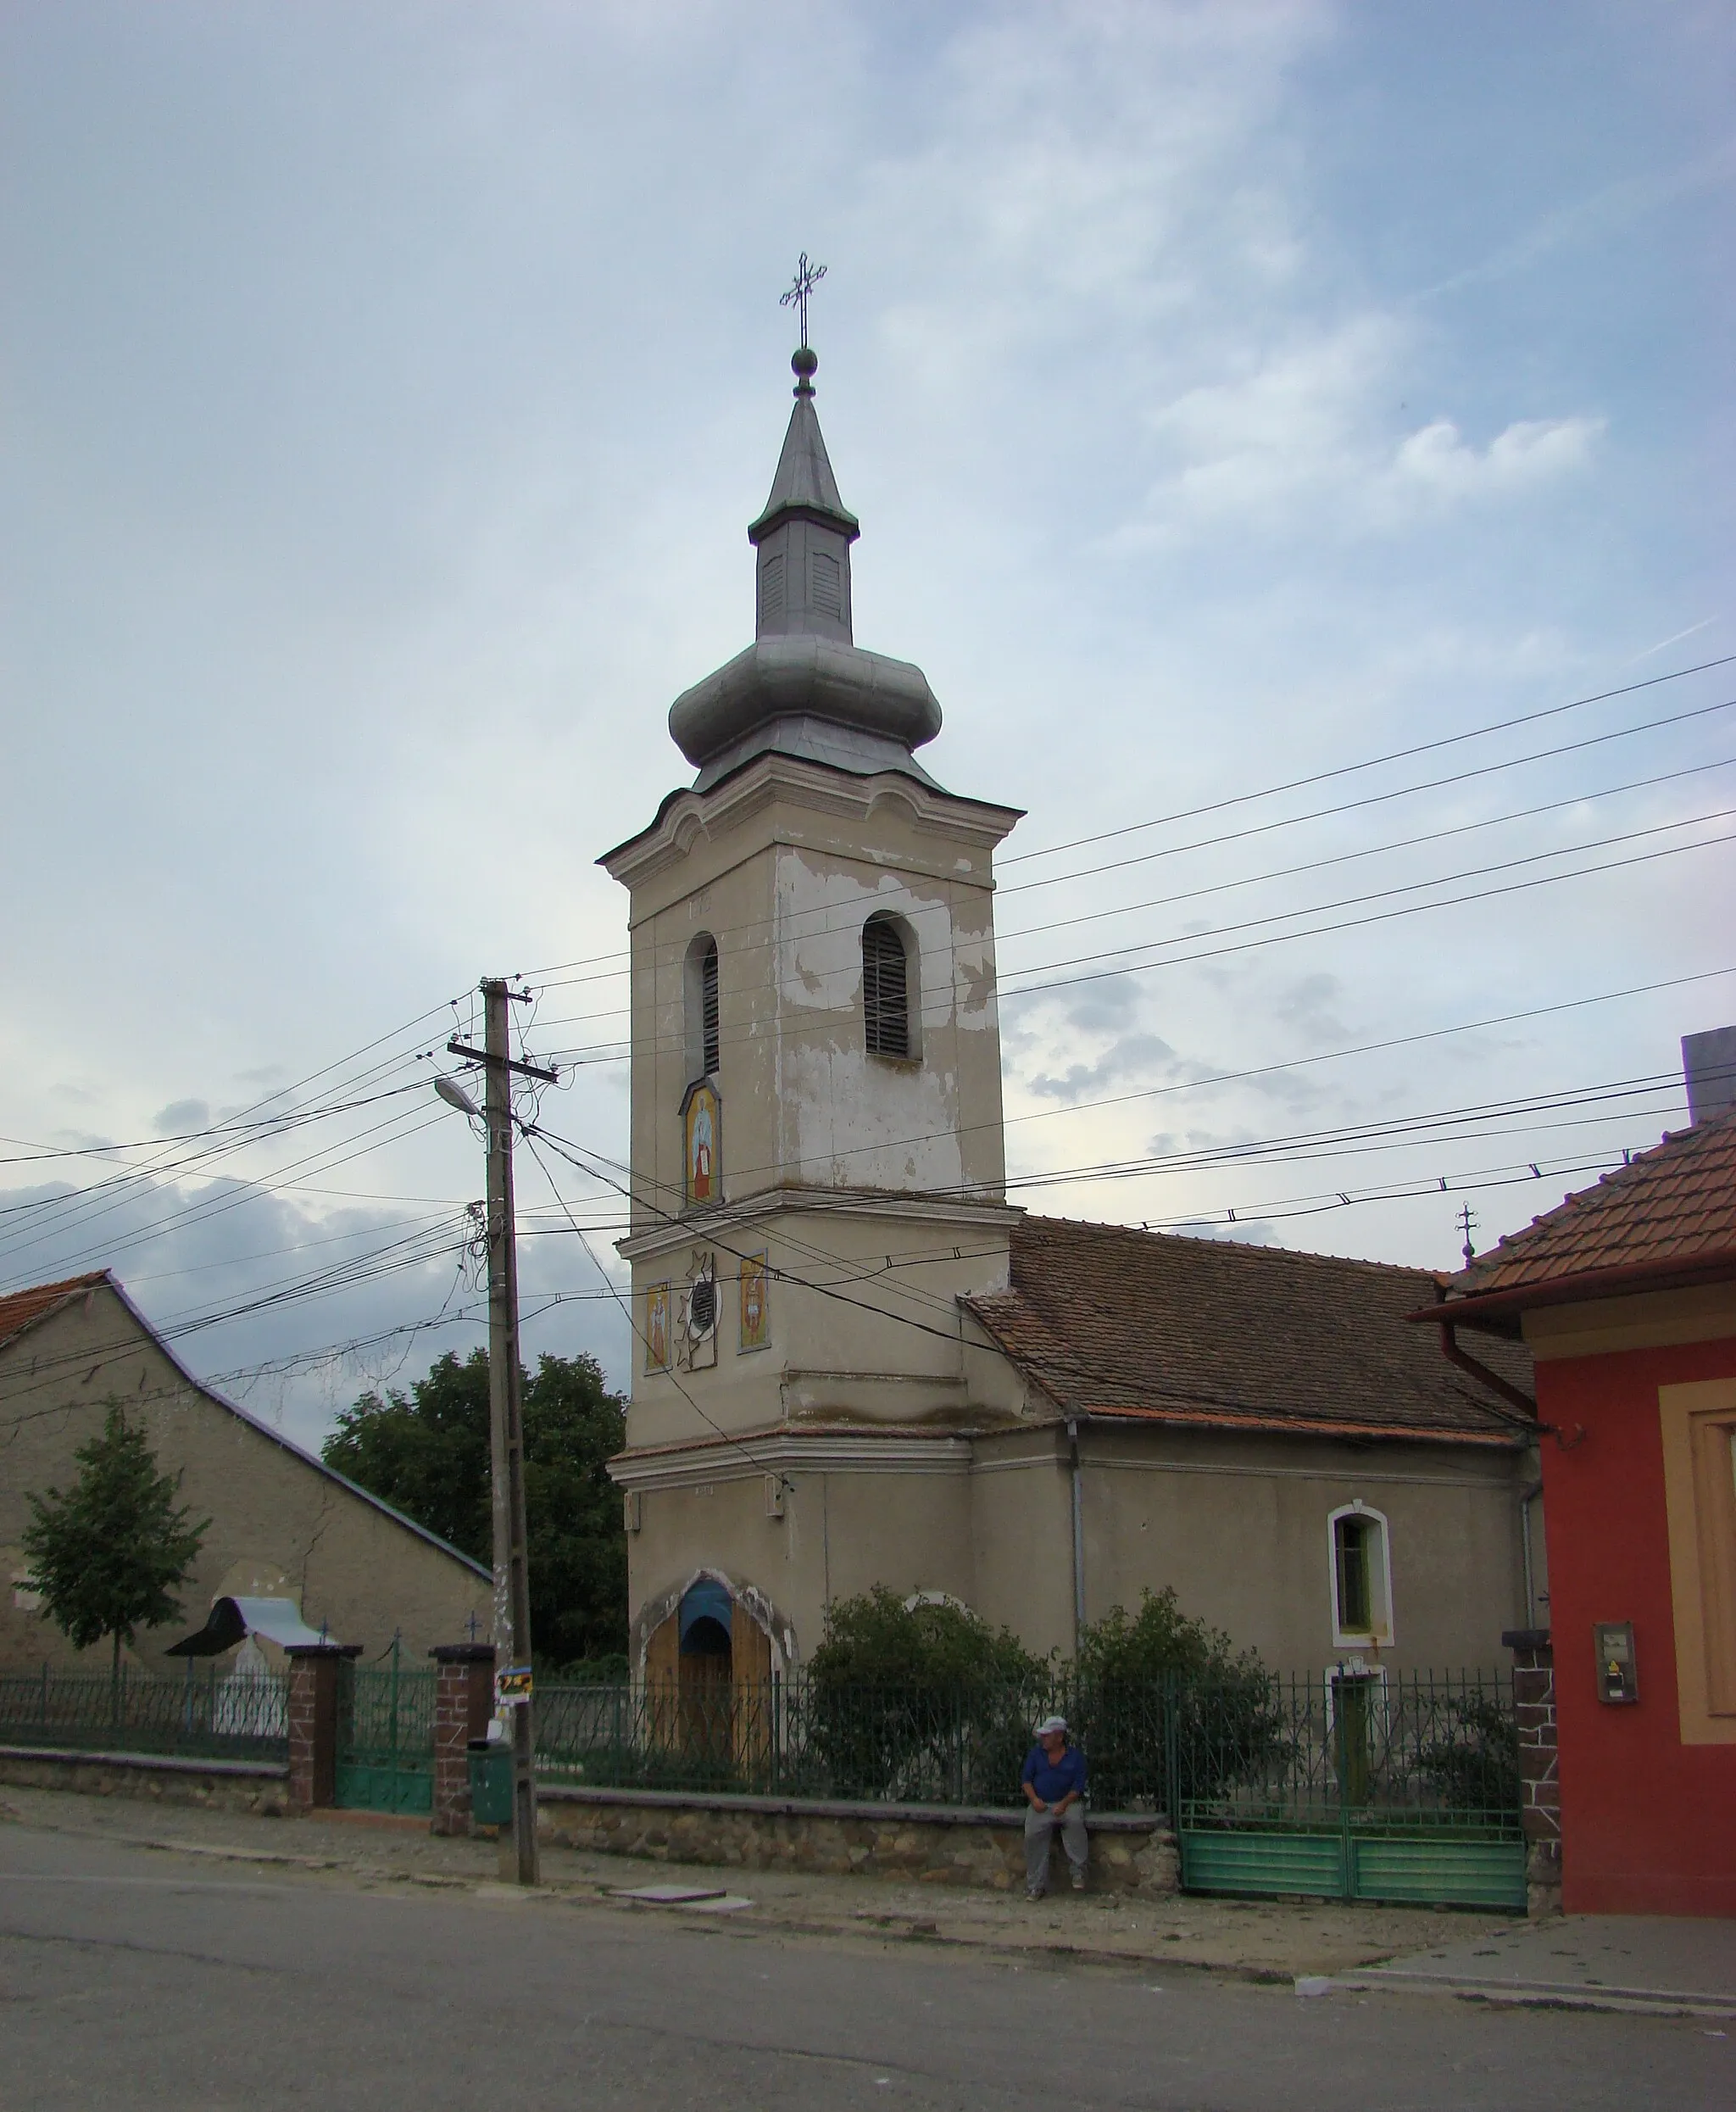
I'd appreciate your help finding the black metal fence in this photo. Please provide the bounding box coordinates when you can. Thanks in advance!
[0,1663,290,1763]
[1173,1668,1521,1837]
[533,1665,1520,1831]
[0,1658,1519,1838]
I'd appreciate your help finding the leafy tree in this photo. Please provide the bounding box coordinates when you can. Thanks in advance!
[23,1403,209,1708]
[321,1349,627,1668]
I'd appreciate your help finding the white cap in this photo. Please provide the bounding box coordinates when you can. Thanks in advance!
[1034,1714,1069,1738]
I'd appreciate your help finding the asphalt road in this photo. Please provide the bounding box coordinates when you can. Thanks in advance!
[0,1821,1726,2110]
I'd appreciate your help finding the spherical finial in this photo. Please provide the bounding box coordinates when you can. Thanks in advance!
[792,344,818,397]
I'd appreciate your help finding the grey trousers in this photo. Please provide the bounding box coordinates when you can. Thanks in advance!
[1024,1803,1088,1893]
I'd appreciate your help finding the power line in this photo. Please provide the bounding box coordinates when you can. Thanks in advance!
[520,1130,799,1490]
[522,1123,1531,1441]
[999,653,1736,867]
[0,1103,455,1287]
[528,695,1736,1002]
[994,806,1736,991]
[515,661,1736,988]
[613,963,1736,1185]
[997,818,1736,1004]
[534,818,1736,1066]
[996,756,1736,948]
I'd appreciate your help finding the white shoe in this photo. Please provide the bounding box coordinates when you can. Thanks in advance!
[1071,1872,1086,1892]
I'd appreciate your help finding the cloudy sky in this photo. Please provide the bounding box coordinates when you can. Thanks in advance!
[3,2,1731,1453]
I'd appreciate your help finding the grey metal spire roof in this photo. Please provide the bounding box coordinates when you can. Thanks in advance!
[667,347,943,791]
[748,351,860,543]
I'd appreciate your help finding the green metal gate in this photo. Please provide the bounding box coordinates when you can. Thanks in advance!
[1174,1669,1527,1912]
[335,1645,436,1815]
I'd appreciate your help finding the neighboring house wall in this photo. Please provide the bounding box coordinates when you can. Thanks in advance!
[1527,1289,1736,1916]
[1,1281,489,1674]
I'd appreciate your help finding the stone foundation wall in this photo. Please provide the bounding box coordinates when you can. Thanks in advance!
[537,1785,1177,1894]
[0,1746,290,1816]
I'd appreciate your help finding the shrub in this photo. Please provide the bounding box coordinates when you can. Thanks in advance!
[805,1587,1046,1802]
[1416,1691,1521,1814]
[1074,1588,1286,1811]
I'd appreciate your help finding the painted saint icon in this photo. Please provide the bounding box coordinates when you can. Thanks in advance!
[739,1251,770,1352]
[644,1284,670,1372]
[682,1079,721,1207]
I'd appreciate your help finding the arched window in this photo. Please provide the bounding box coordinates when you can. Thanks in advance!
[684,933,720,1081]
[1328,1502,1394,1647]
[863,916,914,1060]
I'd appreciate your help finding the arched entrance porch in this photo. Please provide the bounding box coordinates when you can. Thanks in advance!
[641,1573,777,1776]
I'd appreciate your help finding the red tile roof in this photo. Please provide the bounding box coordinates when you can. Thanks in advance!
[963,1216,1528,1446]
[1438,1105,1736,1318]
[0,1271,109,1351]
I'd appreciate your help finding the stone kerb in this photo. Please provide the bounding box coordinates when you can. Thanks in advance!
[284,1642,363,1812]
[1503,1627,1561,1919]
[429,1642,495,1836]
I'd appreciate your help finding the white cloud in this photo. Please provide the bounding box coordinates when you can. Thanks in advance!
[1391,415,1605,501]
[1120,316,1602,542]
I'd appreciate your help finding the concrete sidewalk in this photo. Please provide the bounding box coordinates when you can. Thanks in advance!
[1334,1912,1736,2020]
[2,1780,1507,1981]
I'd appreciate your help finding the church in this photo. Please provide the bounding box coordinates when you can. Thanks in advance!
[601,323,1540,1701]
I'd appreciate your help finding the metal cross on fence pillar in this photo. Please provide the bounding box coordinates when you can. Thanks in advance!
[781,253,826,348]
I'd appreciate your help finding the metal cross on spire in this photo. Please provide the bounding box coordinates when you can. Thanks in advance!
[780,252,827,348]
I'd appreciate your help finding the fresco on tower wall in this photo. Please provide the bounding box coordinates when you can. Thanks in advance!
[738,1251,771,1352]
[643,1284,670,1372]
[682,1079,721,1206]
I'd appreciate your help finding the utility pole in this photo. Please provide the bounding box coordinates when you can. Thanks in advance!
[448,979,556,1886]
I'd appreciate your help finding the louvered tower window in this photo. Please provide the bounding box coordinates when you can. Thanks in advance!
[810,549,842,619]
[759,552,785,627]
[862,918,910,1059]
[700,939,720,1076]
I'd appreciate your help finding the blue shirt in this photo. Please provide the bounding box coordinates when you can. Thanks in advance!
[1021,1741,1086,1804]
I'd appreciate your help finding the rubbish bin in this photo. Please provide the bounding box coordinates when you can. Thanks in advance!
[467,1738,513,1827]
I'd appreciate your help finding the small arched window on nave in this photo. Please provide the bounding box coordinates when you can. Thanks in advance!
[862,916,913,1061]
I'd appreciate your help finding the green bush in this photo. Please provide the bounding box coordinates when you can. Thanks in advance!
[806,1587,1047,1802]
[1074,1589,1286,1811]
[1417,1691,1521,1814]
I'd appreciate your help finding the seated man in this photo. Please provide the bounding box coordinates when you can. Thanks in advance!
[1021,1714,1087,1898]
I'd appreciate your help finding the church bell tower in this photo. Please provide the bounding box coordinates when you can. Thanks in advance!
[600,290,1022,1676]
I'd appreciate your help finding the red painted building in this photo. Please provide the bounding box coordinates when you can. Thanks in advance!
[1421,1103,1736,1916]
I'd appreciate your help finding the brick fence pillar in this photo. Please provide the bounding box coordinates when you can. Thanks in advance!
[1503,1627,1561,1918]
[285,1642,363,1812]
[430,1642,496,1836]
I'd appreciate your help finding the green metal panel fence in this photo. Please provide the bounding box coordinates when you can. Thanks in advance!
[1172,1667,1526,1909]
[334,1651,436,1814]
[0,1663,289,1762]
